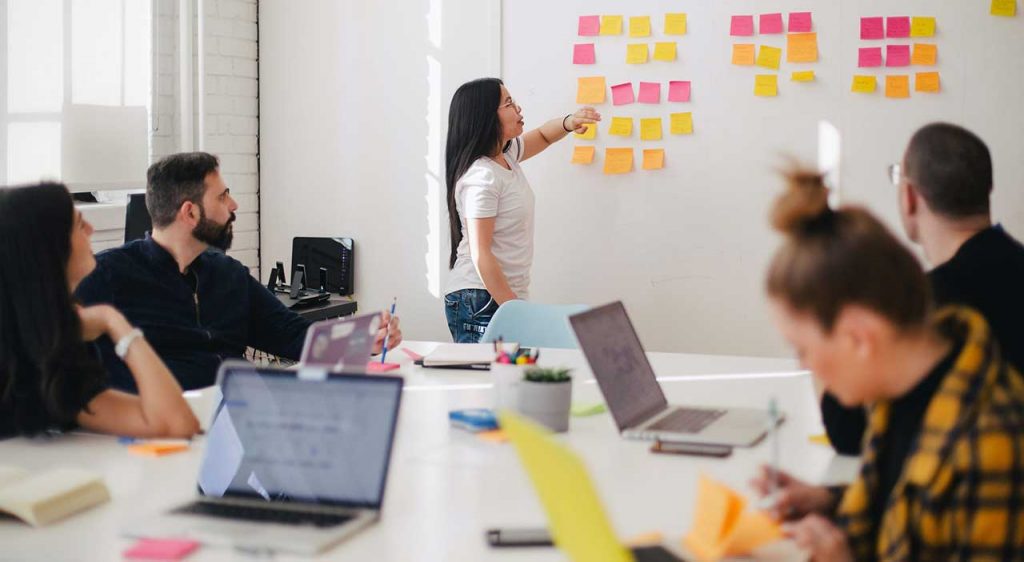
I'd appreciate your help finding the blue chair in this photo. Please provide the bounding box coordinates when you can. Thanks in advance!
[481,300,589,349]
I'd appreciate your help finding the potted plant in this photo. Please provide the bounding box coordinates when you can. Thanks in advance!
[516,367,572,432]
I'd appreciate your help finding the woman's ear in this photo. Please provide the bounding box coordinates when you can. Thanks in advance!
[833,304,887,364]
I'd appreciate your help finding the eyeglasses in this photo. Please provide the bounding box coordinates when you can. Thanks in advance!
[499,99,520,111]
[887,162,902,187]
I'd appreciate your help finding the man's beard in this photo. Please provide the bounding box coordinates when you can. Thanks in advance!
[192,205,235,251]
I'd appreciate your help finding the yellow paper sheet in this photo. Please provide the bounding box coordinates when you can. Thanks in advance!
[910,16,936,37]
[574,123,597,140]
[912,43,937,65]
[642,149,664,170]
[670,112,693,135]
[571,145,596,165]
[629,16,651,37]
[653,42,677,62]
[885,75,910,98]
[576,76,606,104]
[601,15,623,35]
[755,45,782,70]
[991,0,1017,17]
[665,13,687,35]
[640,118,663,141]
[754,74,778,97]
[604,148,633,175]
[786,32,818,63]
[732,44,755,65]
[791,70,815,82]
[608,117,633,137]
[915,71,941,93]
[626,43,649,64]
[851,75,877,93]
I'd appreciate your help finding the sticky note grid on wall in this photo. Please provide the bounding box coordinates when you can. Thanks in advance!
[728,11,819,96]
[855,14,941,98]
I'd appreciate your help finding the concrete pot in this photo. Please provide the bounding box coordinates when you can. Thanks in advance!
[516,380,572,432]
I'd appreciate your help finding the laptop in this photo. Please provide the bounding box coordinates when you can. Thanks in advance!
[299,313,380,370]
[569,301,778,447]
[501,411,683,562]
[125,362,404,556]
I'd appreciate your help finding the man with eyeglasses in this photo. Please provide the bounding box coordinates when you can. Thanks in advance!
[822,122,1024,455]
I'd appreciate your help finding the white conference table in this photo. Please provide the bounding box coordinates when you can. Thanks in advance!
[0,342,859,561]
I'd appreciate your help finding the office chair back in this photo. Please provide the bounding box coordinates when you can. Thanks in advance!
[481,300,589,349]
[124,193,152,243]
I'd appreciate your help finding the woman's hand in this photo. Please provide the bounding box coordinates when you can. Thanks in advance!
[569,106,601,133]
[787,514,854,562]
[77,304,122,341]
[749,465,835,520]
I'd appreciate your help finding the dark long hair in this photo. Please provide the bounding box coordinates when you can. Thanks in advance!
[0,183,106,435]
[445,78,505,269]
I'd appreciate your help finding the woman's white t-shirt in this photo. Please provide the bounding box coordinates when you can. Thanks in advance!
[446,136,535,299]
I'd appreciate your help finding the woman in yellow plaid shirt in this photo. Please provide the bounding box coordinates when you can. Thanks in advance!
[752,168,1024,561]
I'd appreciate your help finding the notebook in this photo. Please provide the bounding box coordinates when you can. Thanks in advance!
[0,465,110,526]
[419,343,517,369]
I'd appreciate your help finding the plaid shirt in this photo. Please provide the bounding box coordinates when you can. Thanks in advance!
[834,307,1024,562]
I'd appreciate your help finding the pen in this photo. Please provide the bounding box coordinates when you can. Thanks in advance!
[380,297,397,364]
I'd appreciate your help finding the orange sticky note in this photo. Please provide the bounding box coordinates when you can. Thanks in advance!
[629,16,651,37]
[851,75,877,93]
[754,74,778,97]
[626,43,649,64]
[915,71,941,93]
[477,429,508,443]
[576,76,606,104]
[755,45,782,70]
[724,511,784,556]
[128,442,190,457]
[683,474,783,562]
[886,75,910,98]
[732,44,755,65]
[665,13,687,35]
[670,112,693,135]
[642,149,664,170]
[640,118,663,141]
[991,0,1017,17]
[574,123,597,140]
[791,70,815,82]
[786,32,818,63]
[603,148,633,175]
[571,145,596,164]
[653,42,677,62]
[912,43,937,65]
[911,16,936,37]
[600,15,623,35]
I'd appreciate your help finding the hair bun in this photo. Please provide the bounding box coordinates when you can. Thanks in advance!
[770,167,831,235]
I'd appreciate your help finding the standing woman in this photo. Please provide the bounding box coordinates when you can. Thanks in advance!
[0,183,199,438]
[444,78,600,343]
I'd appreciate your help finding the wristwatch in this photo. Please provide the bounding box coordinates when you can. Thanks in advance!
[115,328,145,360]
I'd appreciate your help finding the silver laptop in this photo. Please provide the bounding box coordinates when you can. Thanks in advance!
[299,312,380,370]
[569,302,779,447]
[126,362,404,556]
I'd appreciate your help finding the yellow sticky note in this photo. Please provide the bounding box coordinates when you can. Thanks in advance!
[626,44,649,64]
[640,118,663,141]
[665,13,687,35]
[786,32,818,63]
[809,433,831,446]
[653,42,677,62]
[851,75,877,93]
[755,46,782,70]
[670,112,693,135]
[991,0,1017,17]
[754,74,778,97]
[911,16,936,37]
[604,148,634,175]
[886,75,910,98]
[791,70,815,82]
[600,15,623,36]
[629,16,651,37]
[571,145,596,165]
[912,43,937,66]
[642,149,665,170]
[574,123,597,140]
[576,76,606,104]
[608,117,633,137]
[915,71,941,93]
[732,44,755,65]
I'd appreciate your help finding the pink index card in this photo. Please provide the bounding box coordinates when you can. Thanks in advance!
[788,12,812,32]
[886,16,911,38]
[730,15,755,36]
[760,13,784,34]
[858,47,883,67]
[668,80,691,102]
[638,82,661,103]
[611,82,635,105]
[123,539,200,561]
[861,17,884,40]
[886,44,911,67]
[573,43,595,64]
[578,15,600,36]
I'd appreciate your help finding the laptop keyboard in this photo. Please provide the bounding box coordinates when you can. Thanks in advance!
[174,502,354,528]
[647,408,726,433]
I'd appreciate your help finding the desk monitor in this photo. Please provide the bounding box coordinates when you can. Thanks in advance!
[292,237,354,296]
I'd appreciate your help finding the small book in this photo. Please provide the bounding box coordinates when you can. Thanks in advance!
[421,343,517,369]
[0,465,110,527]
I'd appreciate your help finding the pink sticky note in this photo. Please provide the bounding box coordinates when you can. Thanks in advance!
[124,539,199,561]
[861,17,884,39]
[789,12,812,32]
[367,361,400,373]
[730,15,755,36]
[760,13,784,34]
[886,44,911,67]
[858,47,883,67]
[611,82,635,105]
[886,16,911,38]
[578,15,600,36]
[638,82,661,104]
[573,43,595,64]
[668,80,691,102]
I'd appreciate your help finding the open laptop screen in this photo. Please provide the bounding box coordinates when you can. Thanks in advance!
[569,302,668,431]
[198,365,403,509]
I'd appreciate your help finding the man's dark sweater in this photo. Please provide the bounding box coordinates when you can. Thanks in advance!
[76,236,311,391]
[821,225,1024,455]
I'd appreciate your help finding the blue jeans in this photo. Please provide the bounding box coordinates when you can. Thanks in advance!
[444,289,499,343]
